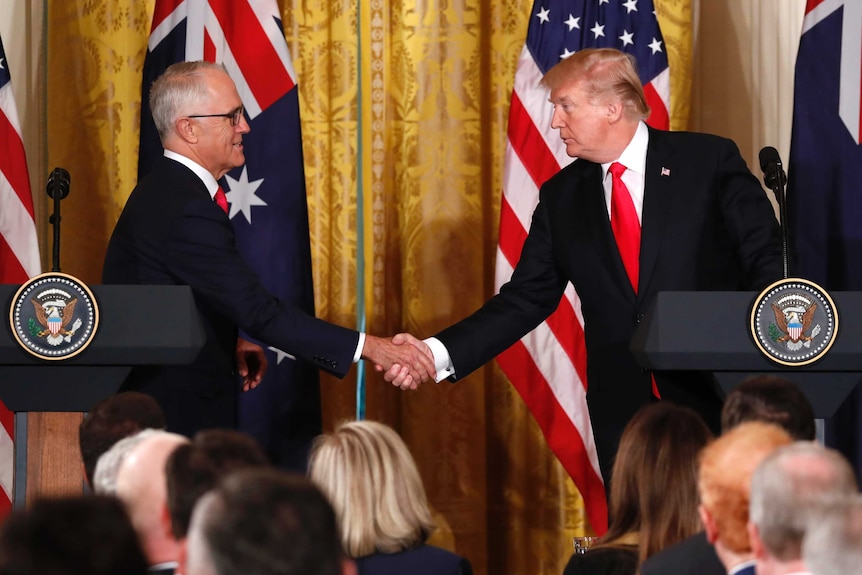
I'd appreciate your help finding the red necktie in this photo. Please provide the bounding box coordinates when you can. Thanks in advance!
[214,186,229,215]
[609,163,660,398]
[609,162,640,291]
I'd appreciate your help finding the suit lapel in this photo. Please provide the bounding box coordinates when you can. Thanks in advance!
[573,161,637,302]
[639,128,677,299]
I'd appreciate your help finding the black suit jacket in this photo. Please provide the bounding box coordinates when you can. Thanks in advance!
[435,128,782,479]
[103,156,359,435]
[640,532,724,575]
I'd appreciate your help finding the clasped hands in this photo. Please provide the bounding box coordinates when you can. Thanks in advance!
[362,333,434,390]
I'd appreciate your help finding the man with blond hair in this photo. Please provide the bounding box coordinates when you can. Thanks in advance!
[698,422,793,575]
[389,47,782,483]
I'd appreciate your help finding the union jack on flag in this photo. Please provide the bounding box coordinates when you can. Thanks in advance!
[495,0,670,534]
[140,0,321,469]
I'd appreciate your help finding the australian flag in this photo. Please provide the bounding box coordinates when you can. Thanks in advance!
[139,0,320,470]
[788,1,862,472]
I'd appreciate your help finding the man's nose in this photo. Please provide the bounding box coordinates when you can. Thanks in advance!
[237,114,251,133]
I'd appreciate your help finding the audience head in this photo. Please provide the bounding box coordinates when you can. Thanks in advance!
[0,495,148,575]
[116,430,189,565]
[698,422,793,557]
[183,468,350,575]
[748,442,857,564]
[803,495,862,575]
[79,392,166,487]
[603,402,713,561]
[166,428,270,538]
[721,375,815,440]
[308,420,435,558]
[92,427,162,495]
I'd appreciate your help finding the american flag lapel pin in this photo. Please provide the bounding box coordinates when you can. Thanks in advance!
[660,167,671,176]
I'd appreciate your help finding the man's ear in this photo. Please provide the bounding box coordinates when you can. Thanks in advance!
[175,117,198,144]
[606,99,624,123]
[747,521,766,559]
[700,504,719,544]
[160,503,176,541]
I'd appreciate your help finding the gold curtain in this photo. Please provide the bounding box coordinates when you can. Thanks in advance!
[46,1,691,574]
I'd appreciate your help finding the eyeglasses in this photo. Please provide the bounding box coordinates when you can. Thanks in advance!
[187,105,245,126]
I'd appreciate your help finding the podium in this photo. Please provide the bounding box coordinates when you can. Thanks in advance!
[631,291,862,418]
[0,284,204,505]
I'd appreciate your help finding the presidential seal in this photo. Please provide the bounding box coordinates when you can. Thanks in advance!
[750,278,837,367]
[8,273,99,360]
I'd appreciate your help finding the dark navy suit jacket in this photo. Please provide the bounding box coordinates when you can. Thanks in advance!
[435,128,783,481]
[355,545,472,575]
[640,531,725,575]
[103,156,359,435]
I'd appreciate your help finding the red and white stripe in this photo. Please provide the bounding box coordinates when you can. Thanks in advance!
[495,46,669,534]
[149,0,296,120]
[0,35,41,515]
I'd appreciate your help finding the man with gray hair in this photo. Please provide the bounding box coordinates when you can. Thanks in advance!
[92,428,163,495]
[181,468,354,575]
[748,442,857,575]
[103,61,434,439]
[803,495,862,575]
[116,429,189,574]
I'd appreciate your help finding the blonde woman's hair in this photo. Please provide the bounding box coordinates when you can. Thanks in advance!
[308,420,435,558]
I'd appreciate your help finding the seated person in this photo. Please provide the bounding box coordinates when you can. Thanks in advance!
[565,402,713,575]
[308,420,472,575]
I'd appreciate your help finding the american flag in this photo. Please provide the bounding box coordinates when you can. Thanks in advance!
[139,0,321,470]
[495,0,670,534]
[788,1,862,470]
[0,32,41,514]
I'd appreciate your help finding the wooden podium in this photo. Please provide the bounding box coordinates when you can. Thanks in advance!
[631,291,862,418]
[0,284,203,505]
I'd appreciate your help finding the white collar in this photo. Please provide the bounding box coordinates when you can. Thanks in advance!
[601,120,649,178]
[163,149,220,199]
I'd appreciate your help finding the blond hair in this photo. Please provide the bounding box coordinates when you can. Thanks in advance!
[698,422,793,553]
[308,420,435,558]
[541,48,650,121]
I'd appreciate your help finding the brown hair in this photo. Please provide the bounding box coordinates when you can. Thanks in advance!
[541,48,650,121]
[602,402,713,562]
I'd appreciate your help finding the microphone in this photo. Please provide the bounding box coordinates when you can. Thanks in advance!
[46,167,71,200]
[758,146,787,190]
[758,146,790,279]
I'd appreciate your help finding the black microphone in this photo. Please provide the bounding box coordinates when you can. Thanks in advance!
[759,146,787,190]
[46,167,70,200]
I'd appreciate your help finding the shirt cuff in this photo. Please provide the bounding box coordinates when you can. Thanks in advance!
[353,332,366,363]
[424,337,455,382]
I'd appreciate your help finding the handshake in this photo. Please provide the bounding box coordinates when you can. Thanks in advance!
[361,333,437,390]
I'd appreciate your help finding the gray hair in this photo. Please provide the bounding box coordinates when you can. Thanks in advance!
[91,428,162,495]
[803,495,862,575]
[750,441,857,561]
[149,61,227,141]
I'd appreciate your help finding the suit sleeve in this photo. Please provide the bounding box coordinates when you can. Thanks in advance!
[434,188,568,380]
[716,137,783,289]
[164,199,359,377]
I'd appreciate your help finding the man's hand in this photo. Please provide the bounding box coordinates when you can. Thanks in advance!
[361,333,434,390]
[235,337,268,392]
